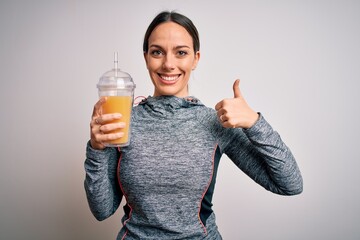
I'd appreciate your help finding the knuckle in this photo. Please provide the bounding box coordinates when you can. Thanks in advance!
[90,126,97,135]
[100,125,107,132]
[98,132,106,139]
[94,135,102,143]
[90,120,96,128]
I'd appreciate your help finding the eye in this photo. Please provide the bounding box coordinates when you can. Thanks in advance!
[177,50,188,56]
[150,50,163,56]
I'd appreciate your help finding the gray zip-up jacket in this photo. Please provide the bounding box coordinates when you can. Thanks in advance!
[84,96,303,240]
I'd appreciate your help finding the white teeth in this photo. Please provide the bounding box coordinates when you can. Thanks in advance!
[160,75,179,81]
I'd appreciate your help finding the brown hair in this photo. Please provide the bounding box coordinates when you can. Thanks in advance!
[143,11,200,53]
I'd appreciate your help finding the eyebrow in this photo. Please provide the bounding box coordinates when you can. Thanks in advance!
[149,44,191,49]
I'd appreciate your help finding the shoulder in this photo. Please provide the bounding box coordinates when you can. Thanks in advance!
[195,105,217,123]
[131,104,144,119]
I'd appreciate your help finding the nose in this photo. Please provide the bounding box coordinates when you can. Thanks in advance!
[162,53,175,71]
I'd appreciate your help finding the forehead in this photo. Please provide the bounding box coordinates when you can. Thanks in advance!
[148,21,193,46]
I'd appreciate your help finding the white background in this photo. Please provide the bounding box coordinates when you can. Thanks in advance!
[1,0,359,239]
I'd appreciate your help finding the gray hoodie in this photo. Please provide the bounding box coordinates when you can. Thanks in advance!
[84,95,303,240]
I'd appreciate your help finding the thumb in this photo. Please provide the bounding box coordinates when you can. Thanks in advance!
[233,79,242,98]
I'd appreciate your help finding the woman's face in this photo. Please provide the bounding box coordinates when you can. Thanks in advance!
[144,22,200,97]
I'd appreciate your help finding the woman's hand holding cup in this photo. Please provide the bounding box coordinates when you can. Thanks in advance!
[90,97,126,150]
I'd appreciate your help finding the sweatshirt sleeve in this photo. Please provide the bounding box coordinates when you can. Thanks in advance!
[216,112,303,195]
[84,141,123,220]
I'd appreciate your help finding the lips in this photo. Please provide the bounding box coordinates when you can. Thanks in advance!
[158,73,181,84]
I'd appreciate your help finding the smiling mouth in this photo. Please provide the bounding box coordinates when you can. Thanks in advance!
[158,74,181,83]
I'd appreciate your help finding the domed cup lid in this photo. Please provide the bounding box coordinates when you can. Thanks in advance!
[97,52,136,90]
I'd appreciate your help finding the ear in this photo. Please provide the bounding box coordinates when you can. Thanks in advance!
[143,51,149,69]
[192,51,200,70]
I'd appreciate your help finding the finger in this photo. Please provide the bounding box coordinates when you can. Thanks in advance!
[215,101,223,111]
[98,132,125,142]
[92,113,122,126]
[98,113,122,124]
[220,115,238,128]
[233,79,242,99]
[219,117,232,128]
[219,114,227,123]
[216,108,227,118]
[100,122,126,133]
[90,116,103,128]
[92,97,107,117]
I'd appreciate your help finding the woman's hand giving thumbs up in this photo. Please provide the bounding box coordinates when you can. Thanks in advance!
[215,79,259,129]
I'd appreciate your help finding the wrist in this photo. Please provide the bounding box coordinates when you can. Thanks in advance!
[246,112,259,129]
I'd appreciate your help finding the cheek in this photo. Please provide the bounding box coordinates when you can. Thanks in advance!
[180,59,196,72]
[146,58,160,71]
[147,61,155,71]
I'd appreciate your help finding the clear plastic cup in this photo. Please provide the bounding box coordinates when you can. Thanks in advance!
[97,53,136,147]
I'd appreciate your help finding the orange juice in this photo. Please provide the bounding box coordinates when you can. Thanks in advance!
[101,96,132,146]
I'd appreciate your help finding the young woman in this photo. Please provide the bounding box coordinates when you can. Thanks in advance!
[85,11,303,240]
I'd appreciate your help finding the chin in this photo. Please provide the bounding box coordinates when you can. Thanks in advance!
[154,87,188,97]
